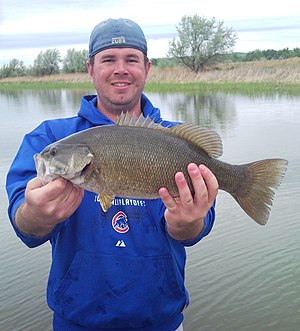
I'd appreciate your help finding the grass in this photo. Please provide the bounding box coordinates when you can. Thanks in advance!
[1,58,300,94]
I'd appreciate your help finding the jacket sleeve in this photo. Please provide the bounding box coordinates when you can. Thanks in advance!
[6,124,60,248]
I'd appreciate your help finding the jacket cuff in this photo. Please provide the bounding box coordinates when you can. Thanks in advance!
[166,201,216,247]
[180,211,215,247]
[9,197,56,248]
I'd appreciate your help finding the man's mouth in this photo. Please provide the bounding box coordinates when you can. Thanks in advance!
[111,82,131,87]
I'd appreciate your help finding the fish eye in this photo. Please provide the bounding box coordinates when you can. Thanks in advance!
[50,147,57,156]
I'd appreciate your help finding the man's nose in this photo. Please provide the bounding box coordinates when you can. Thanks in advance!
[113,60,128,74]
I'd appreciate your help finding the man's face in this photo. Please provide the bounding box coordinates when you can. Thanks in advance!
[87,48,151,115]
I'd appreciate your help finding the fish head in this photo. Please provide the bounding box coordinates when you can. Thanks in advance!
[34,142,94,186]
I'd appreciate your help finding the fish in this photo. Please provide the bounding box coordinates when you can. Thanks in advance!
[34,112,288,225]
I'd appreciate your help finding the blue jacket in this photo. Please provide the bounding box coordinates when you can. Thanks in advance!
[6,94,215,331]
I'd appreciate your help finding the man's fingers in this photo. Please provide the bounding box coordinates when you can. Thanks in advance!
[65,186,84,206]
[159,164,218,217]
[26,177,44,190]
[197,164,219,204]
[60,186,84,218]
[40,178,70,201]
[175,171,194,206]
[158,187,177,211]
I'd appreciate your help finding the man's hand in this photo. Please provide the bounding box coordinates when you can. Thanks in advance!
[158,163,218,241]
[15,177,84,237]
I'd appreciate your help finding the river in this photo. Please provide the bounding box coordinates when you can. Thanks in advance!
[0,88,299,330]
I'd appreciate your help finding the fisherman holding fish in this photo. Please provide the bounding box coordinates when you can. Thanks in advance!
[6,18,287,331]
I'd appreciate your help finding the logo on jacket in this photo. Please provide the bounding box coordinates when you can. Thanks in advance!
[112,211,129,233]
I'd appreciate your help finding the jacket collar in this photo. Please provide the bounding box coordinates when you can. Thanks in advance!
[78,94,162,126]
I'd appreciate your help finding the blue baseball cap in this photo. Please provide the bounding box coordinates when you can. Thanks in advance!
[89,18,148,58]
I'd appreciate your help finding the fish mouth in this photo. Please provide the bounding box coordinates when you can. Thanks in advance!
[80,162,92,179]
[34,148,94,187]
[68,158,93,186]
[34,153,60,184]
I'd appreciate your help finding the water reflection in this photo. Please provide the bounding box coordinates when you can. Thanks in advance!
[0,88,95,117]
[1,89,236,133]
[145,91,237,134]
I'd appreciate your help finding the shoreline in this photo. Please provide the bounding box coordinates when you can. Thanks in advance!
[1,58,300,94]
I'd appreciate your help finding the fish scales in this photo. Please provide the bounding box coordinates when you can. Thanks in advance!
[34,112,288,225]
[69,125,244,197]
[68,125,201,197]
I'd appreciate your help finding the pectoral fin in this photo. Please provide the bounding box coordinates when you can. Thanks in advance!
[99,194,115,212]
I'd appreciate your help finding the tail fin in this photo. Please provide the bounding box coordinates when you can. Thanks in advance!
[233,159,288,225]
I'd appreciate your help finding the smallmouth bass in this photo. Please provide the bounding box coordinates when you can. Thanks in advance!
[34,113,288,225]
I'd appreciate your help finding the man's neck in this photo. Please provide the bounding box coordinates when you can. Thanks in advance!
[96,100,142,122]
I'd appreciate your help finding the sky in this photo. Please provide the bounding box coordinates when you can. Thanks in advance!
[0,0,300,65]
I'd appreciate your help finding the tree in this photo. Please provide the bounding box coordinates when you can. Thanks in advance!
[168,15,237,72]
[244,49,264,62]
[292,47,300,58]
[62,49,89,73]
[0,58,26,78]
[32,49,61,76]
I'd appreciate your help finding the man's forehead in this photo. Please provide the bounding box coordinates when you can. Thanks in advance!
[96,48,144,58]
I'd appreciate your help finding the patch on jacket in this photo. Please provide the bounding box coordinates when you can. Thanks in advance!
[112,211,129,233]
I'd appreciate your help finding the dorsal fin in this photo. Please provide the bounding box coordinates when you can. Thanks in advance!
[116,112,223,158]
[116,112,161,129]
[168,123,223,158]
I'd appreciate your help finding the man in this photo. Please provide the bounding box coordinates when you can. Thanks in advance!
[6,18,218,331]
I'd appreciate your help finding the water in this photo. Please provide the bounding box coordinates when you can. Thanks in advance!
[0,89,299,331]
